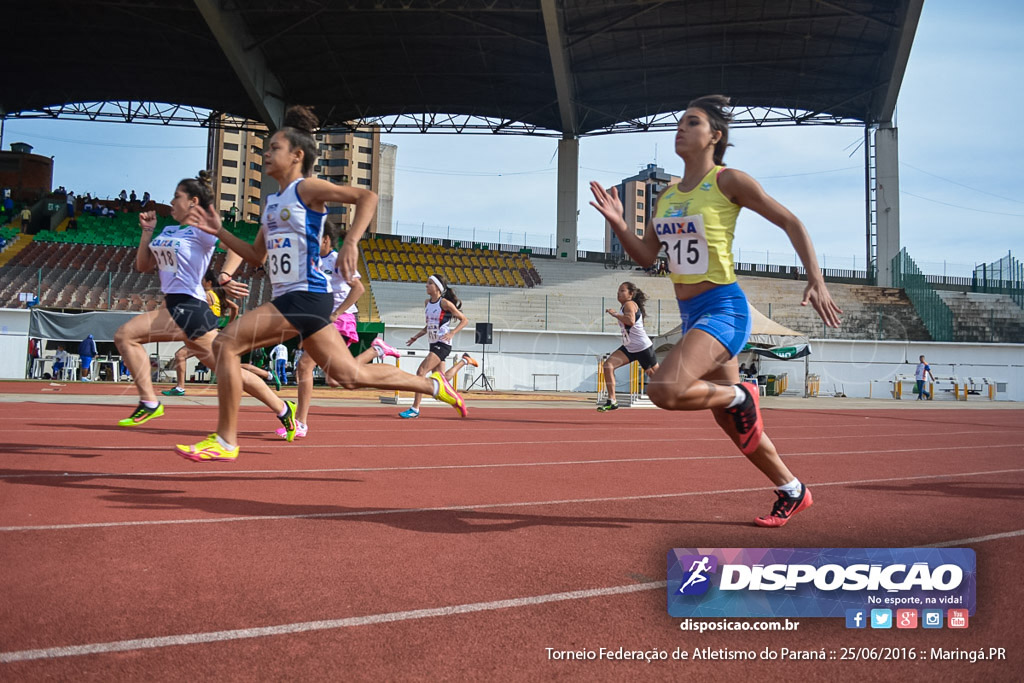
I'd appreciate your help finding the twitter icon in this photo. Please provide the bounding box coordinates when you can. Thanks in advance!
[870,609,892,629]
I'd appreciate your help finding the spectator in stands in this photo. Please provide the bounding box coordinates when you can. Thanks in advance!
[589,94,841,528]
[83,197,94,214]
[399,273,475,419]
[228,203,238,224]
[113,171,297,433]
[141,190,151,207]
[3,195,13,216]
[177,105,464,461]
[280,225,400,439]
[119,189,128,203]
[66,190,75,217]
[68,216,78,231]
[78,334,97,381]
[20,207,31,228]
[915,354,935,400]
[129,190,137,204]
[598,281,660,411]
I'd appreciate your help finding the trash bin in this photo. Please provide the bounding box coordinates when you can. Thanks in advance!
[766,375,778,396]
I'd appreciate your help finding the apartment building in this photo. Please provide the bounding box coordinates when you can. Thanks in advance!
[207,116,392,233]
[604,163,680,255]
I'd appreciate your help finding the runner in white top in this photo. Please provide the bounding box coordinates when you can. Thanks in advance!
[400,273,478,419]
[598,282,661,411]
[113,171,299,430]
[177,106,466,462]
[282,225,402,438]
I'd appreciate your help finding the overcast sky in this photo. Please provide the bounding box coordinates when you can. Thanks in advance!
[4,1,1021,277]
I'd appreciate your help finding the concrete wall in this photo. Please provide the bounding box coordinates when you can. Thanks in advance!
[381,322,1024,401]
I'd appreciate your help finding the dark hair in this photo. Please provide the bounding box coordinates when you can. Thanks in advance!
[280,105,319,177]
[203,269,216,284]
[687,94,733,165]
[177,170,214,209]
[430,273,461,310]
[322,223,344,250]
[621,281,647,318]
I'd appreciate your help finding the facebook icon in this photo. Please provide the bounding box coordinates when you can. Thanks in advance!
[845,609,867,629]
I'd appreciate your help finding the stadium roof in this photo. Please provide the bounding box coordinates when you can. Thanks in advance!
[5,0,922,135]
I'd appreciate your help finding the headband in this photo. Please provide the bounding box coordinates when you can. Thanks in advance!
[428,275,446,293]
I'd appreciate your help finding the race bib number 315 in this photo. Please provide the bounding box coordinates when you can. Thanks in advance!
[655,215,708,275]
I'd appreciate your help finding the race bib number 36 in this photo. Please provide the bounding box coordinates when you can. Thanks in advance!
[266,237,300,283]
[655,215,708,275]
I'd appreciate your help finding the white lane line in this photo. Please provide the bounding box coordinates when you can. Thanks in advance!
[1,443,1019,481]
[2,467,1022,533]
[2,527,1021,664]
[4,431,1021,454]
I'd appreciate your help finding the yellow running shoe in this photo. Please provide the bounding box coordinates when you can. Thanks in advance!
[277,400,298,442]
[175,434,239,462]
[118,402,164,427]
[429,371,468,417]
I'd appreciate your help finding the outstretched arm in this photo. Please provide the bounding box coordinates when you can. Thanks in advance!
[298,180,378,282]
[719,169,843,328]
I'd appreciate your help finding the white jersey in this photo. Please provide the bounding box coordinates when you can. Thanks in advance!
[619,305,653,353]
[425,298,452,345]
[262,178,330,298]
[148,224,218,300]
[321,250,360,314]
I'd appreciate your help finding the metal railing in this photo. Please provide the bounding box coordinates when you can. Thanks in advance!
[892,249,953,342]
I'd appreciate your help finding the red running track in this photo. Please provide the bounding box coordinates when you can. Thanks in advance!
[1,401,1022,680]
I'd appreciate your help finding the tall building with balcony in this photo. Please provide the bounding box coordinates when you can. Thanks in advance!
[207,117,393,233]
[206,118,268,224]
[604,163,680,255]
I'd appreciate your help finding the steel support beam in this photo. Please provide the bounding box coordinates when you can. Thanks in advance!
[874,0,923,123]
[193,0,285,129]
[874,124,900,287]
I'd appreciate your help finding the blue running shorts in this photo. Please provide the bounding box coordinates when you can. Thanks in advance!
[676,282,753,358]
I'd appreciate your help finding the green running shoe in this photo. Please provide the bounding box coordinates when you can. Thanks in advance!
[119,402,165,427]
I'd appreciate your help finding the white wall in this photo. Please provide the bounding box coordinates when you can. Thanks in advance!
[382,323,1024,401]
[0,309,31,379]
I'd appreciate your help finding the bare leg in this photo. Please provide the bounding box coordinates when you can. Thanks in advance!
[601,350,630,403]
[172,346,190,390]
[444,359,467,383]
[115,308,189,404]
[646,329,741,411]
[411,354,442,410]
[294,352,316,424]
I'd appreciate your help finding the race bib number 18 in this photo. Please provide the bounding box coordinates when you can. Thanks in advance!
[655,215,708,275]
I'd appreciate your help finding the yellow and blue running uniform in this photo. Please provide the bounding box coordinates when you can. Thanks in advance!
[653,166,751,357]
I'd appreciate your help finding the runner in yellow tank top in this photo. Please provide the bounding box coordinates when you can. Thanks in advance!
[589,95,842,527]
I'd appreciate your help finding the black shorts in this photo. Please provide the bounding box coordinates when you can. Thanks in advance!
[616,344,659,370]
[165,293,219,340]
[428,341,452,361]
[270,290,334,340]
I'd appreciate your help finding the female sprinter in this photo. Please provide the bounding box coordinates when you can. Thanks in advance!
[279,224,401,438]
[114,172,297,432]
[598,281,660,411]
[589,95,842,527]
[161,269,238,396]
[176,106,466,461]
[399,273,477,419]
